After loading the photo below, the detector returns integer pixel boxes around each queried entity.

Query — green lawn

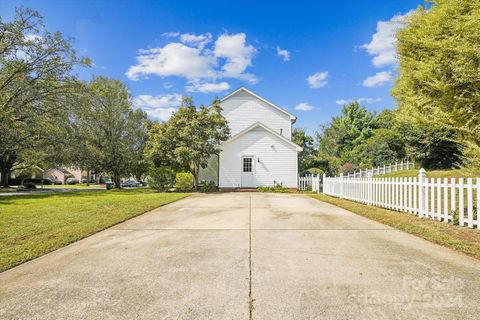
[42,184,105,189]
[378,168,480,178]
[309,193,480,260]
[0,189,189,272]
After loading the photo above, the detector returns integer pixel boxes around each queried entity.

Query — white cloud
[186,81,230,93]
[180,32,212,49]
[362,71,393,87]
[307,71,329,88]
[132,94,182,121]
[336,97,382,105]
[295,102,314,111]
[214,33,257,83]
[125,43,216,81]
[276,46,290,61]
[162,31,180,38]
[361,11,413,68]
[126,32,257,88]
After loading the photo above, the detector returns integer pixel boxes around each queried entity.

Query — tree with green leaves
[292,128,315,174]
[78,77,147,188]
[392,0,480,169]
[145,97,230,190]
[399,124,460,169]
[65,81,102,186]
[316,101,377,173]
[0,7,90,186]
[345,128,406,167]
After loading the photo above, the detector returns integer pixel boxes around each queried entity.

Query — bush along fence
[323,168,480,229]
[344,160,415,179]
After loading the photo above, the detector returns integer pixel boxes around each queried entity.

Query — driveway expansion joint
[248,194,254,320]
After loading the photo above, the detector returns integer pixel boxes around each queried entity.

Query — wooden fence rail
[323,168,480,229]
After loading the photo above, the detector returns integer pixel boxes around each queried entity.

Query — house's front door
[241,156,254,188]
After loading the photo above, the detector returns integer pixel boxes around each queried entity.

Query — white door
[241,156,254,187]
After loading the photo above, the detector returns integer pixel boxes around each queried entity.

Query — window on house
[243,158,252,172]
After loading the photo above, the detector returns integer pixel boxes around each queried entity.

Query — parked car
[121,180,140,188]
[44,178,62,185]
[65,177,79,185]
[41,178,54,185]
[81,178,96,184]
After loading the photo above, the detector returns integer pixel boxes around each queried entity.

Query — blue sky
[1,0,423,132]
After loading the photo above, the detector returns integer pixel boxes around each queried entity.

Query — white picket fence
[323,168,480,229]
[298,174,321,192]
[298,160,414,191]
[344,160,415,179]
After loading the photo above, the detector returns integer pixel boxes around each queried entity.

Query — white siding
[219,127,298,188]
[220,91,292,139]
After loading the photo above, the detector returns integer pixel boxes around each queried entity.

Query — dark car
[121,180,140,188]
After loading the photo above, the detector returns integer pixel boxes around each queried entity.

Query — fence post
[322,173,326,194]
[340,173,344,197]
[367,171,373,205]
[418,168,426,218]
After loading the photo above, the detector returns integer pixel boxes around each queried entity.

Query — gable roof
[220,121,303,152]
[218,87,297,123]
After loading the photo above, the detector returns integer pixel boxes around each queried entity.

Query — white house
[199,87,302,189]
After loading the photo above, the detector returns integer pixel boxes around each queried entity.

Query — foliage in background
[313,103,461,175]
[73,77,147,188]
[339,163,359,175]
[306,168,324,176]
[344,129,406,167]
[198,180,218,193]
[392,0,480,170]
[316,102,378,174]
[147,166,176,192]
[292,128,316,175]
[318,102,376,158]
[398,125,460,169]
[174,172,193,192]
[0,7,90,186]
[145,97,230,190]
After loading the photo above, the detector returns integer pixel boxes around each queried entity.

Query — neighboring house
[199,87,302,189]
[43,167,82,184]
[10,166,45,180]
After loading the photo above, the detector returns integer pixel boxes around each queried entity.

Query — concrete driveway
[1,193,480,320]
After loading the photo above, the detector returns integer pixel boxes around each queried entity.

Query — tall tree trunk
[0,156,15,187]
[192,164,199,191]
[0,167,8,187]
[113,174,121,188]
[86,168,90,186]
